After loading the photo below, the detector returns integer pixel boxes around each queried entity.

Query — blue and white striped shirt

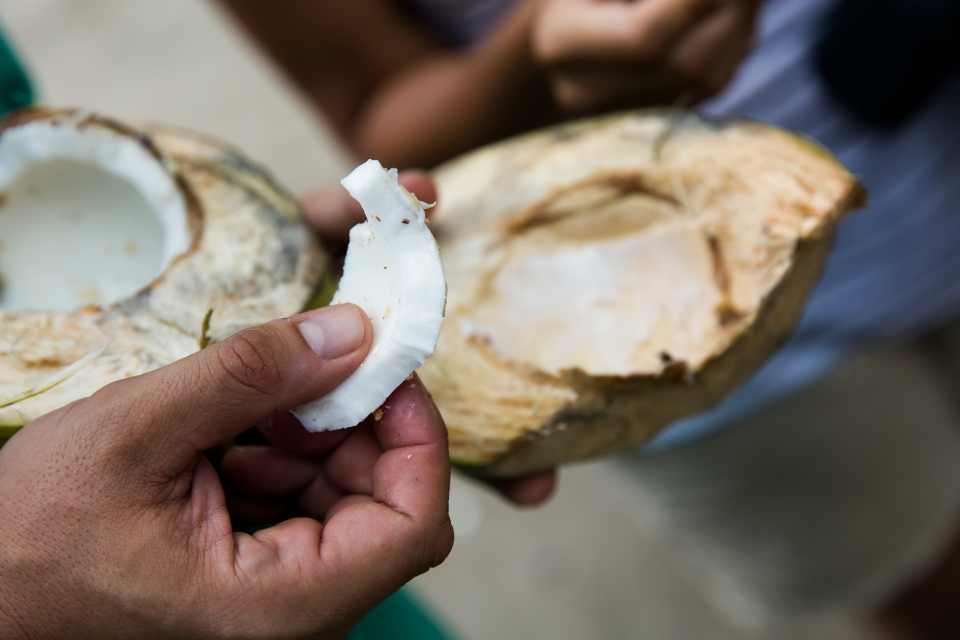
[649,0,960,450]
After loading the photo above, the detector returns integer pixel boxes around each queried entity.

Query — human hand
[299,172,558,507]
[0,305,454,639]
[533,0,763,113]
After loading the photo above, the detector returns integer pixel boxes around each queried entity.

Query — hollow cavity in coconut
[0,119,194,312]
[420,111,866,477]
[0,108,322,434]
[293,160,446,430]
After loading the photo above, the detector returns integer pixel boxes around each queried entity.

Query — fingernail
[298,304,365,359]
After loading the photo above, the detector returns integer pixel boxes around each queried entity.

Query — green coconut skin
[0,423,19,445]
[302,268,340,312]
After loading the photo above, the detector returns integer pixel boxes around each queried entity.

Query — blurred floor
[0,0,352,193]
[429,465,865,640]
[0,1,868,638]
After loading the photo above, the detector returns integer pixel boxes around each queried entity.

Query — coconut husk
[421,111,866,477]
[0,109,321,431]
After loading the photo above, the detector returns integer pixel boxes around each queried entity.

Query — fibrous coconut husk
[0,108,321,434]
[421,111,866,477]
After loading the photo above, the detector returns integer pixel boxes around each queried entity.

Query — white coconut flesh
[418,112,866,475]
[292,160,446,431]
[460,193,724,376]
[0,109,321,431]
[0,121,191,312]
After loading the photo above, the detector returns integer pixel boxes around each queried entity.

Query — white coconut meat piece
[292,160,446,431]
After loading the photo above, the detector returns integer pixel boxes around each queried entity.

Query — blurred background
[2,0,955,638]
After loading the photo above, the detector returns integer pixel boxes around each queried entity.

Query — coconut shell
[420,111,866,477]
[0,109,322,430]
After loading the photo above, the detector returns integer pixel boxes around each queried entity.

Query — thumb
[86,303,372,466]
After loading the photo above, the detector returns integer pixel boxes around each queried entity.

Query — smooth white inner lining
[0,122,190,312]
[466,221,723,376]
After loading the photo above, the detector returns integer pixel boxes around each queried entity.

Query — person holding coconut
[0,0,956,638]
[0,139,552,635]
[220,0,960,638]
[0,305,450,638]
[217,0,761,170]
[0,21,548,640]
[0,173,443,638]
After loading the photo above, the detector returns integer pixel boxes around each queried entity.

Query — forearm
[217,0,556,169]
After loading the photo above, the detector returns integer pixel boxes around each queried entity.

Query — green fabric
[0,19,32,451]
[0,22,32,116]
[347,589,455,640]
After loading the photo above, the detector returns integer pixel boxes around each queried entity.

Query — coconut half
[0,108,322,434]
[292,160,446,431]
[0,108,865,478]
[420,111,866,477]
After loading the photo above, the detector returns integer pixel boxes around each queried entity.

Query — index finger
[370,373,450,520]
[322,374,450,531]
[316,374,452,583]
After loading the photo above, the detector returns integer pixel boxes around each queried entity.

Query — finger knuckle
[84,381,148,451]
[407,516,455,574]
[214,328,285,396]
[431,519,455,568]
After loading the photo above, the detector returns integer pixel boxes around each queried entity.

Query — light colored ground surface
[0,0,352,193]
[0,2,866,638]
